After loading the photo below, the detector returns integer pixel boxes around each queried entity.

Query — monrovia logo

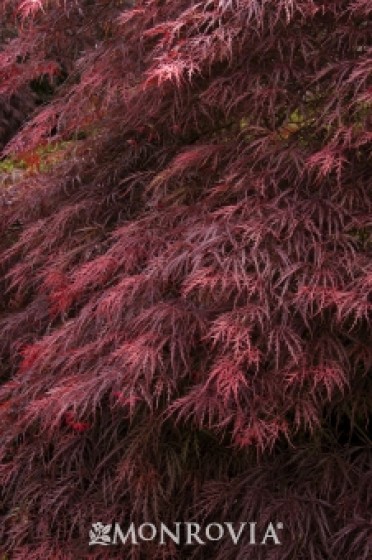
[89,521,284,546]
[89,522,112,546]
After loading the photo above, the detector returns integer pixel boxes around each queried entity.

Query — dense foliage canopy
[0,1,371,558]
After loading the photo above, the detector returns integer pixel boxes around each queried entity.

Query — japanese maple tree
[0,0,371,558]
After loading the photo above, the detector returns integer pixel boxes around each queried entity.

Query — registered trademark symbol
[276,522,283,529]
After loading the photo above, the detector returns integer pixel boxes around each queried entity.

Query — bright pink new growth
[0,0,371,558]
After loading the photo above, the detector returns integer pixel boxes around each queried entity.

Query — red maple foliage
[0,1,371,559]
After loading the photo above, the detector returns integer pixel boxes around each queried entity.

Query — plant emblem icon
[89,522,112,546]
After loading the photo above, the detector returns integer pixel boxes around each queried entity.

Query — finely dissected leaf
[0,0,371,559]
